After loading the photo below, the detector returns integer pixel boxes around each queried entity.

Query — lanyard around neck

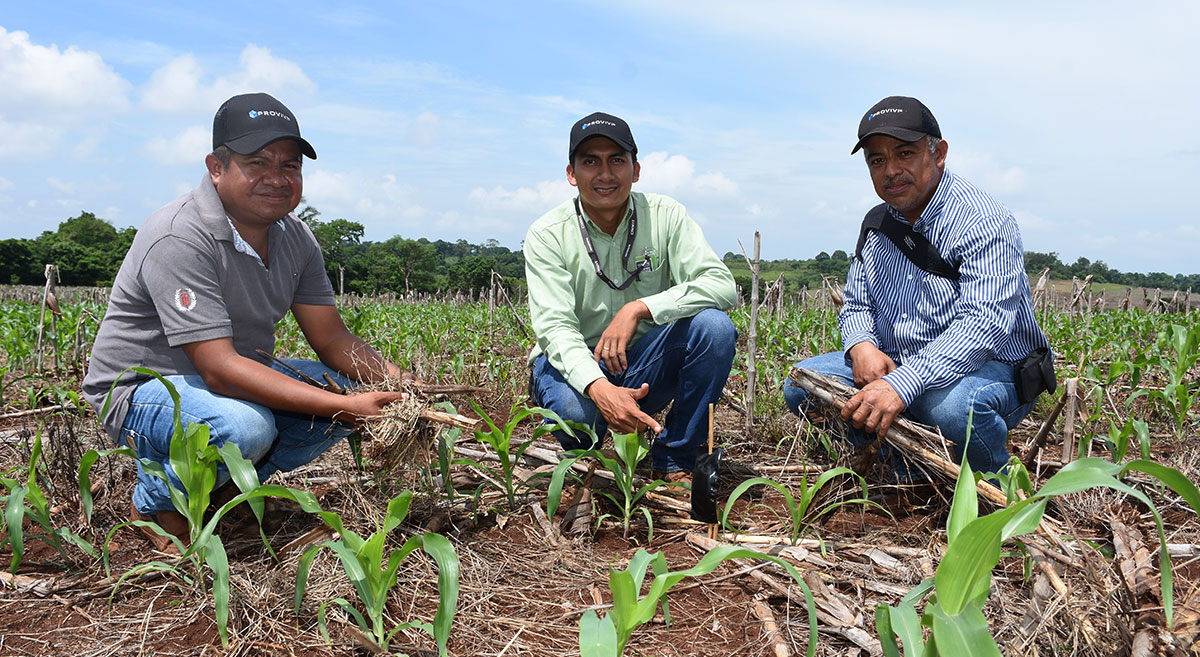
[574,196,649,291]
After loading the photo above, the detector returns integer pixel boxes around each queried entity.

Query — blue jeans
[783,351,1033,477]
[530,309,736,473]
[122,359,357,515]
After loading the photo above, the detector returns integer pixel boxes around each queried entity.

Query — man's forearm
[319,334,400,383]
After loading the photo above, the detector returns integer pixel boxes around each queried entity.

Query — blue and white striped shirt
[839,169,1050,406]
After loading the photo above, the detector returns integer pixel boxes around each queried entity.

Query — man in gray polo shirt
[83,92,410,551]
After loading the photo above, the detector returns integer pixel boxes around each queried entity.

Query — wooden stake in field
[707,402,717,541]
[35,264,61,374]
[1060,377,1079,464]
[739,232,761,433]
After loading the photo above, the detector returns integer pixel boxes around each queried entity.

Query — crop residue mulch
[1,390,1199,657]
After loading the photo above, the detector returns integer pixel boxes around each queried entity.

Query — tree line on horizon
[2,209,1197,298]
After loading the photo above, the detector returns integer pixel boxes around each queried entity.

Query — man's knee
[782,352,848,415]
[209,403,276,463]
[689,309,737,354]
[783,382,808,415]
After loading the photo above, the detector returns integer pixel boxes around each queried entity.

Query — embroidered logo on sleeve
[174,288,198,312]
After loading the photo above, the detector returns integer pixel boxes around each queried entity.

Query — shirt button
[901,313,908,319]
[907,274,914,280]
[903,349,910,356]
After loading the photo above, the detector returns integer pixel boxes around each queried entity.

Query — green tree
[1024,250,1065,278]
[29,212,133,286]
[0,239,36,284]
[447,255,496,293]
[390,237,438,294]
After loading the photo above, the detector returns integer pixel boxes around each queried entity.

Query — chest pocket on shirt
[629,249,670,297]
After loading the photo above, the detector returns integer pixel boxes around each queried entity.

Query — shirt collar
[912,168,953,229]
[577,195,635,234]
[226,216,285,269]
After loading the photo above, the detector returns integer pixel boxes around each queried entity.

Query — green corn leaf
[545,452,584,519]
[382,490,413,535]
[77,447,122,522]
[947,444,977,544]
[929,602,1002,657]
[875,606,902,657]
[876,600,926,657]
[418,532,460,656]
[1124,460,1200,513]
[216,442,263,517]
[5,485,27,573]
[935,503,1031,615]
[579,610,619,657]
[202,535,232,646]
[294,543,323,613]
[607,569,641,650]
[1001,498,1048,543]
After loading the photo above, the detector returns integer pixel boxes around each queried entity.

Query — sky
[1,1,1198,276]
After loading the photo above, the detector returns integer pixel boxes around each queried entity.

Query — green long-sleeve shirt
[524,191,736,395]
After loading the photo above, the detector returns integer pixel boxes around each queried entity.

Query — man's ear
[205,153,224,186]
[566,163,578,187]
[934,139,948,169]
[632,161,640,184]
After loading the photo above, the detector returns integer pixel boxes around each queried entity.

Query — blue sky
[2,1,1197,276]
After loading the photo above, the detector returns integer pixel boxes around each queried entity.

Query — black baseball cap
[568,112,637,161]
[212,92,317,159]
[851,96,941,154]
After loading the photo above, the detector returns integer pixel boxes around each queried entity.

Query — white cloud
[303,169,429,237]
[410,111,440,146]
[145,125,210,166]
[466,179,573,213]
[0,26,131,118]
[0,28,130,160]
[0,116,61,158]
[47,177,74,194]
[0,176,12,191]
[1012,210,1054,232]
[140,44,316,114]
[950,150,1028,197]
[1174,224,1199,240]
[636,151,739,197]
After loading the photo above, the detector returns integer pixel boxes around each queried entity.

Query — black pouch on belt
[691,448,723,524]
[1014,347,1056,404]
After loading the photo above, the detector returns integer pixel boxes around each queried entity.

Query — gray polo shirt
[82,174,335,440]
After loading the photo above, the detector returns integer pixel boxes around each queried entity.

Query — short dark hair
[212,144,233,167]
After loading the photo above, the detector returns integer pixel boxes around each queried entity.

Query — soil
[1,358,1198,657]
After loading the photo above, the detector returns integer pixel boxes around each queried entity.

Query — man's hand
[335,390,409,426]
[585,379,662,435]
[593,301,651,375]
[848,342,897,387]
[841,378,906,438]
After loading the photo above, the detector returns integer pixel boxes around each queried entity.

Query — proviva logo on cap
[867,108,904,121]
[581,120,617,130]
[247,109,292,121]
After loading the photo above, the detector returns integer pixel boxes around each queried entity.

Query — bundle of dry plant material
[361,379,431,470]
[354,378,485,472]
[788,367,977,491]
[257,349,486,473]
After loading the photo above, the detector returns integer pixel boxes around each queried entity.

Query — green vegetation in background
[6,207,1199,294]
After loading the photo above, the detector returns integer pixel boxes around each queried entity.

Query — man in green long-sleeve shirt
[524,112,737,480]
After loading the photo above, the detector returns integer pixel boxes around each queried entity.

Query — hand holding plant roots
[348,376,485,471]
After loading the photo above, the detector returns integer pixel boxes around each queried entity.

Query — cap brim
[570,133,637,159]
[224,132,317,160]
[850,127,928,154]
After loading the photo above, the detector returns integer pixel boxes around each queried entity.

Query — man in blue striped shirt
[784,96,1051,478]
